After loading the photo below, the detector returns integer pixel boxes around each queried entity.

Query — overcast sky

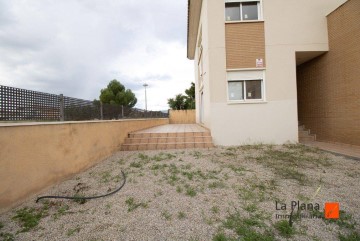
[0,0,193,110]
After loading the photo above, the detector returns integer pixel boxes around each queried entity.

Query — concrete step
[299,135,316,142]
[124,136,213,144]
[129,132,211,138]
[121,142,214,151]
[298,130,310,137]
[298,125,316,142]
[122,130,214,151]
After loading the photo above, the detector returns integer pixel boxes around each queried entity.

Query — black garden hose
[36,170,126,203]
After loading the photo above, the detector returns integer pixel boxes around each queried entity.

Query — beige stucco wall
[0,118,168,212]
[169,110,196,124]
[192,0,347,146]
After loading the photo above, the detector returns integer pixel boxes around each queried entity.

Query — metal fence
[0,85,168,121]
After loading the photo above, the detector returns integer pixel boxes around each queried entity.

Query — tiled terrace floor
[302,140,360,160]
[134,124,209,134]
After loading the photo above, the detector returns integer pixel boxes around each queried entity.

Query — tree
[167,82,196,110]
[99,79,137,107]
[167,94,188,110]
[184,82,195,109]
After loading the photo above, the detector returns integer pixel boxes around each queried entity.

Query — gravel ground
[0,144,359,241]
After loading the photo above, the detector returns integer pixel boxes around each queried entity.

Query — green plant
[222,211,274,241]
[185,186,197,197]
[0,232,15,241]
[125,197,147,212]
[12,207,46,232]
[67,226,81,236]
[161,210,172,220]
[138,153,150,161]
[211,206,220,214]
[325,211,356,230]
[0,222,3,230]
[274,220,295,238]
[339,232,360,241]
[130,161,143,168]
[53,204,70,220]
[100,171,112,183]
[244,204,257,213]
[208,181,226,189]
[177,212,186,219]
[213,233,233,241]
[176,186,183,193]
[73,194,86,204]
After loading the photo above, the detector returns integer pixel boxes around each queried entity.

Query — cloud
[0,0,193,110]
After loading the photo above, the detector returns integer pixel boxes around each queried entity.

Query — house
[187,0,359,146]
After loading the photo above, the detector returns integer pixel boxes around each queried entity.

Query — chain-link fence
[0,85,168,121]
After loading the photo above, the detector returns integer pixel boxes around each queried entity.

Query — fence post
[121,105,124,118]
[59,94,64,121]
[100,102,103,120]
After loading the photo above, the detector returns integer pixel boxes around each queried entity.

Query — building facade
[187,0,357,146]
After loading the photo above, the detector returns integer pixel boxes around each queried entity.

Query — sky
[0,0,194,111]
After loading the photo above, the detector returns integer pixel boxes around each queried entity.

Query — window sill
[227,100,267,105]
[225,20,264,24]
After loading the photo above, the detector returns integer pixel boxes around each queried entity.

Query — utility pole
[143,83,148,112]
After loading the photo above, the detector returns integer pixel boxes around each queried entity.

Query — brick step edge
[129,132,211,138]
[121,142,214,151]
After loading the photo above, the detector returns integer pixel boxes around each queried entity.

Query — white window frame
[226,70,266,104]
[225,0,263,22]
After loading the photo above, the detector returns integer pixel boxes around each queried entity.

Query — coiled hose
[36,170,126,203]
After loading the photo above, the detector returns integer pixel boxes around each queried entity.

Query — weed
[53,204,69,220]
[339,232,360,241]
[209,206,219,214]
[185,186,197,197]
[161,210,172,220]
[208,181,226,189]
[154,190,163,197]
[138,153,150,161]
[296,193,310,202]
[100,171,112,183]
[151,163,168,170]
[117,159,125,165]
[325,210,357,230]
[130,161,143,168]
[212,233,234,241]
[67,226,81,236]
[182,171,194,180]
[125,197,147,212]
[152,152,176,162]
[73,194,86,204]
[12,207,47,232]
[177,211,186,219]
[222,210,274,241]
[0,222,3,230]
[227,165,246,174]
[274,220,295,238]
[191,151,203,159]
[0,232,15,241]
[176,186,183,193]
[244,204,257,213]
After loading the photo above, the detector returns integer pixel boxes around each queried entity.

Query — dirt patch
[0,145,359,240]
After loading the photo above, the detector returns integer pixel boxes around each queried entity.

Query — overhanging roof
[187,0,202,60]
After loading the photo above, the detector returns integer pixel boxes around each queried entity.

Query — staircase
[121,129,214,151]
[298,125,316,142]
